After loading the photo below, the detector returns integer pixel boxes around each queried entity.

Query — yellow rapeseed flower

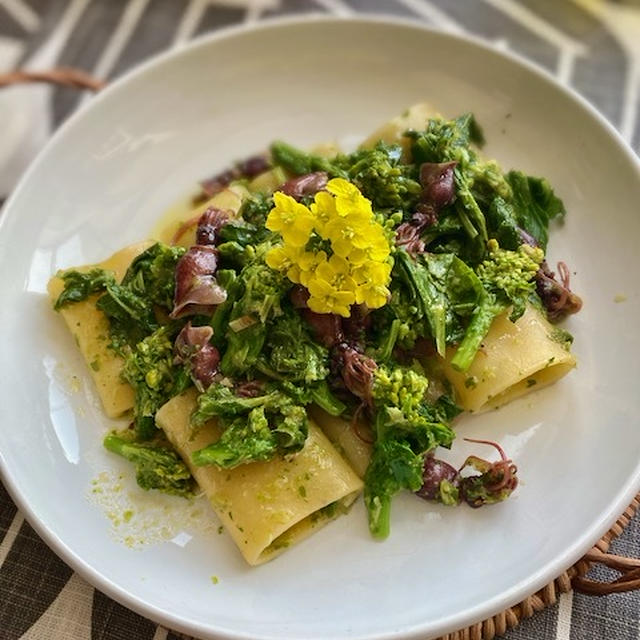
[326,178,373,220]
[356,283,390,309]
[309,191,337,239]
[307,276,355,318]
[298,250,327,287]
[266,192,315,247]
[353,261,392,287]
[325,217,372,258]
[316,254,357,292]
[265,244,304,284]
[265,178,392,316]
[365,229,392,261]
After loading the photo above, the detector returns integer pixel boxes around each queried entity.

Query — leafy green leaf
[121,326,191,439]
[54,268,116,310]
[506,171,566,250]
[191,383,309,468]
[262,310,329,384]
[192,407,278,468]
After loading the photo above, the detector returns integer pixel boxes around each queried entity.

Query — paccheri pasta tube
[441,305,576,413]
[50,104,582,559]
[308,406,372,479]
[47,242,151,418]
[157,390,363,565]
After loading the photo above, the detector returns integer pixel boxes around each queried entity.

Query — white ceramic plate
[1,16,640,640]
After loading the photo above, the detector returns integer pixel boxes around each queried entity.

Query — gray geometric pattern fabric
[1,1,639,639]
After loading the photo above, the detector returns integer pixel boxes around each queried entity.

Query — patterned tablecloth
[1,1,639,639]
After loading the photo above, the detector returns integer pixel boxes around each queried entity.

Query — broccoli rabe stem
[103,433,194,496]
[450,297,502,372]
[365,494,391,540]
[456,183,488,243]
[103,433,133,457]
[377,318,401,362]
[136,415,156,441]
[270,141,341,177]
[310,382,346,416]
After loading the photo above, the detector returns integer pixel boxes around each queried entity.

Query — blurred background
[1,0,640,200]
[1,2,640,640]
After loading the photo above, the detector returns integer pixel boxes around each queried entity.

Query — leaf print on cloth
[0,482,17,542]
[91,589,157,640]
[21,573,93,640]
[0,520,72,639]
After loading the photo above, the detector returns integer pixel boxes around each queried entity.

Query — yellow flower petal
[307,276,334,299]
[281,224,314,248]
[266,244,304,272]
[345,247,369,266]
[265,246,288,271]
[310,191,338,238]
[356,284,390,309]
[267,192,316,247]
[265,179,392,317]
[326,178,360,200]
[326,178,373,221]
[286,265,302,284]
[306,273,356,317]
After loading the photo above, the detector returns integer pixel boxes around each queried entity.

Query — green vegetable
[391,250,483,354]
[97,243,185,351]
[54,268,116,309]
[271,140,423,215]
[219,257,290,377]
[407,115,514,262]
[218,220,269,247]
[95,282,158,352]
[477,241,544,320]
[364,365,456,538]
[337,142,421,214]
[270,141,342,177]
[191,383,278,421]
[409,115,500,245]
[55,244,185,354]
[485,196,521,251]
[450,240,544,372]
[309,381,346,416]
[375,318,402,363]
[262,310,329,384]
[122,326,191,439]
[191,382,309,468]
[103,432,195,496]
[192,407,278,468]
[239,192,273,228]
[371,365,429,411]
[506,171,565,250]
[217,241,249,269]
[120,242,185,309]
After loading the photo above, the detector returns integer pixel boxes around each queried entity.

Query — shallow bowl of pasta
[1,15,640,640]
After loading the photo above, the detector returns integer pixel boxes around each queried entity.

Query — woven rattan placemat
[436,493,640,640]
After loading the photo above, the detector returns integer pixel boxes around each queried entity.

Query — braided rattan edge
[0,68,104,91]
[435,493,640,640]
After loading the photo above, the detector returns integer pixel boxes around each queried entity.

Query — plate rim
[1,13,640,640]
